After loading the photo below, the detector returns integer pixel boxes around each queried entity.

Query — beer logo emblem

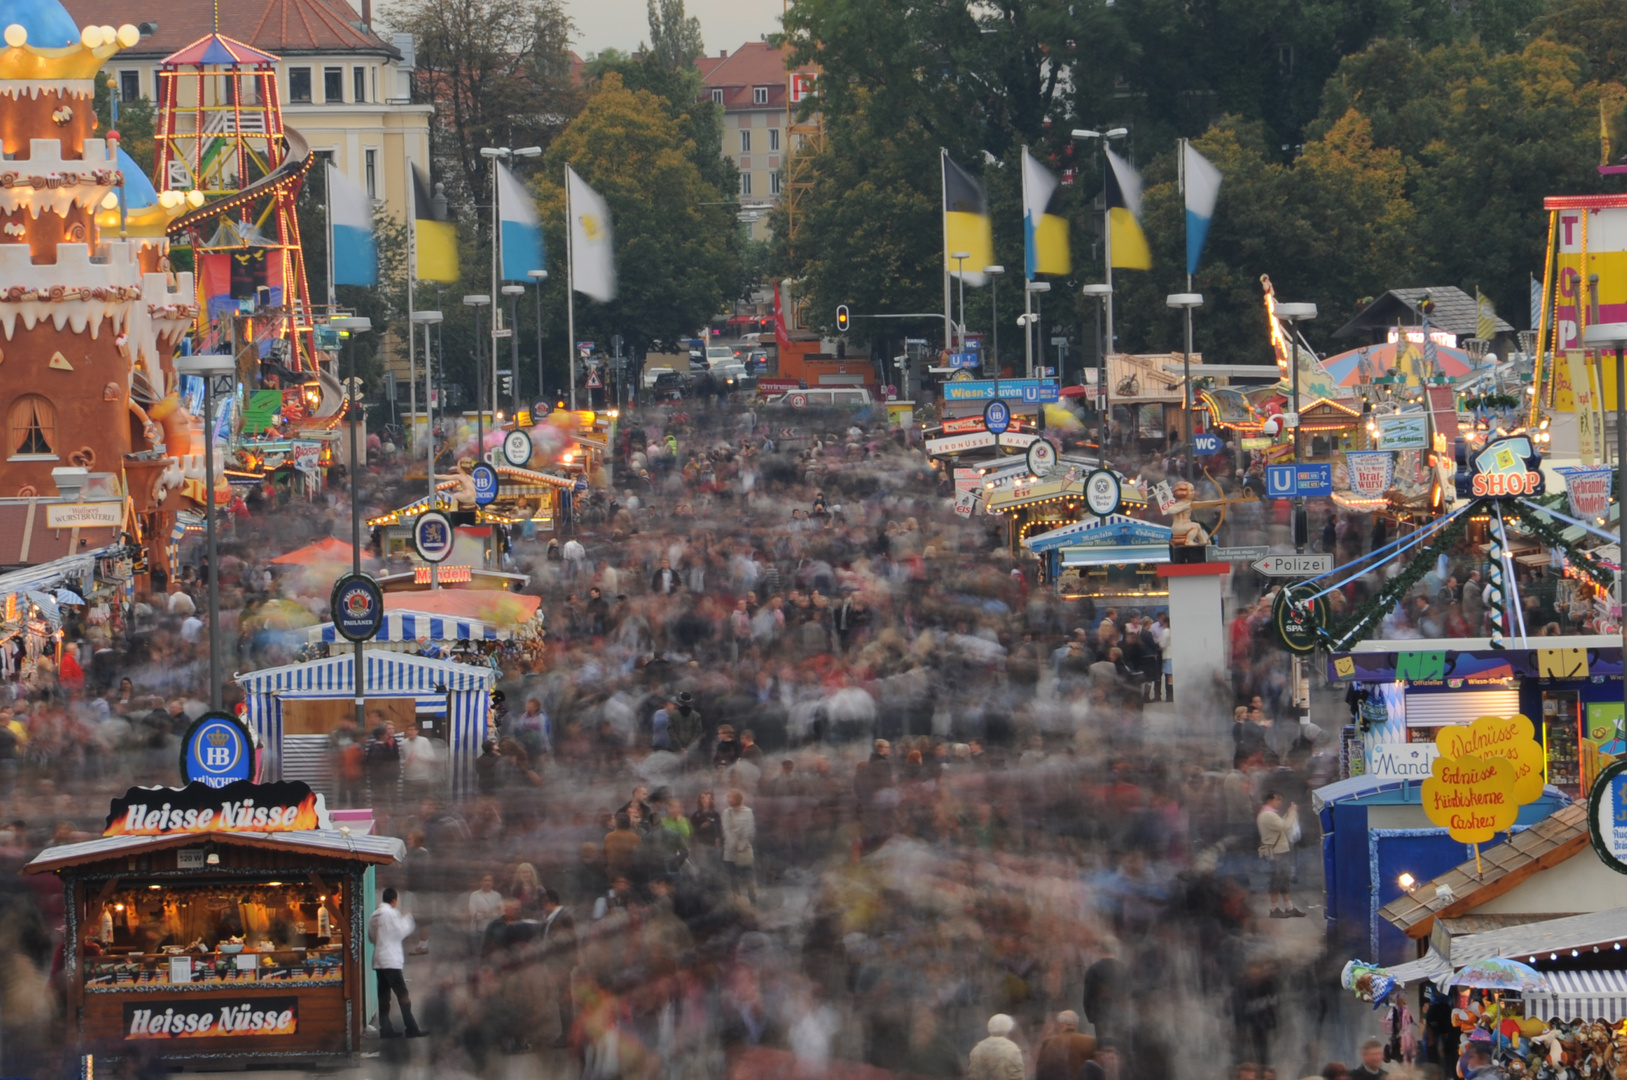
[191,721,242,776]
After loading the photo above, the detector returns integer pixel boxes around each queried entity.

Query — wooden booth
[25,780,403,1067]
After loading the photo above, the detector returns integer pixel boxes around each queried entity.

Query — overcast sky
[565,0,783,57]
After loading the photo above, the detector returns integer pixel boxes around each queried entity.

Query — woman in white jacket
[721,789,757,903]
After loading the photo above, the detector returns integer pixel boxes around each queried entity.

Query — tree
[386,0,581,209]
[646,0,704,72]
[533,73,741,350]
[92,80,156,178]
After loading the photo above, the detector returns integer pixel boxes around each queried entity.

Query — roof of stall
[24,828,405,874]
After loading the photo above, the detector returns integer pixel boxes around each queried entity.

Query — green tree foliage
[533,73,741,351]
[92,80,156,177]
[646,0,705,71]
[386,0,581,208]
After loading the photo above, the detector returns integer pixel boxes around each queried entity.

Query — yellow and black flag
[942,150,994,286]
[1105,147,1152,270]
[412,163,460,283]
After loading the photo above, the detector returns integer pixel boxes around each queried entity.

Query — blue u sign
[181,712,254,788]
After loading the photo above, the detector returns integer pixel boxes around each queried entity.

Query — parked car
[642,365,679,389]
[650,370,686,400]
[706,344,736,369]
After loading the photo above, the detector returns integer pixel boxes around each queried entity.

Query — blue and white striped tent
[236,653,495,798]
[307,610,507,647]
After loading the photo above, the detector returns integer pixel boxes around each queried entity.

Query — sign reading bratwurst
[124,997,298,1040]
[103,780,330,838]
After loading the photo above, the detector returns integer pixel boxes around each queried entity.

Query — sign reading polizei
[330,572,384,642]
[179,712,254,788]
[124,997,298,1040]
[103,780,331,837]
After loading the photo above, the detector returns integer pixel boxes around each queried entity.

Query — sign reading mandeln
[1559,466,1614,520]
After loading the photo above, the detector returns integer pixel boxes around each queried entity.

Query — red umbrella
[1059,385,1091,399]
[270,537,364,566]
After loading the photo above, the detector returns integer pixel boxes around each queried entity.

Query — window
[365,149,377,199]
[753,86,768,105]
[768,128,780,151]
[770,172,782,195]
[740,172,752,196]
[8,395,55,458]
[154,69,163,100]
[739,130,751,153]
[118,70,139,102]
[353,66,366,103]
[288,67,312,103]
[710,88,723,105]
[324,66,343,103]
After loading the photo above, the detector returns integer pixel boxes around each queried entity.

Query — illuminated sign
[414,565,472,584]
[103,780,330,837]
[125,998,297,1040]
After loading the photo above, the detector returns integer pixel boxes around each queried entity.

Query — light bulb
[4,24,26,47]
[100,192,118,210]
[186,189,205,208]
[116,24,139,47]
[80,25,103,48]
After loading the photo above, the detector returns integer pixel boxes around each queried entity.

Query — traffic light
[836,305,850,333]
[498,373,513,395]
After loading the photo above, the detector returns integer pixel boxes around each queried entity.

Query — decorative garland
[1319,506,1474,650]
[1488,510,1508,647]
[0,284,142,303]
[1506,500,1617,593]
[0,169,121,190]
[1461,392,1520,412]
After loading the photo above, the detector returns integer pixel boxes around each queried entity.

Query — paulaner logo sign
[103,780,329,837]
[124,998,298,1040]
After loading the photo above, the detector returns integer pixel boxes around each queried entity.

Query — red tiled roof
[60,0,398,60]
[697,41,809,110]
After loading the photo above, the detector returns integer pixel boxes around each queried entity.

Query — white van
[768,387,875,408]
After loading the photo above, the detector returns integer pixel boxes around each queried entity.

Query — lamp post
[985,265,1004,381]
[478,145,542,419]
[1024,281,1050,379]
[1070,127,1129,366]
[1166,293,1204,483]
[410,309,443,587]
[529,269,549,404]
[951,251,970,351]
[1016,312,1038,401]
[463,294,492,570]
[501,284,526,421]
[330,315,372,731]
[173,354,234,709]
[1083,283,1112,459]
[1583,322,1627,731]
[1275,302,1318,553]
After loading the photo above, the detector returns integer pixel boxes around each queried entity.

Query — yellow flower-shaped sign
[1435,714,1547,806]
[1422,754,1519,843]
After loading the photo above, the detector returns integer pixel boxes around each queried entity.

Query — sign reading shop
[124,997,298,1040]
[103,780,331,838]
[1454,434,1545,500]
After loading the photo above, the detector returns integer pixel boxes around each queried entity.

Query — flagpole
[1102,152,1113,451]
[325,164,336,312]
[566,166,577,412]
[491,162,501,422]
[406,157,418,460]
[941,149,953,353]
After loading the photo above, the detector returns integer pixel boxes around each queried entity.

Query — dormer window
[753,86,768,105]
[711,89,723,105]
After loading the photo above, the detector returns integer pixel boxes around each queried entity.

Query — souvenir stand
[236,651,495,797]
[25,780,403,1067]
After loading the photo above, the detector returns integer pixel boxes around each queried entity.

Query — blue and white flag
[1183,141,1222,278]
[327,163,376,287]
[567,165,617,302]
[497,160,544,281]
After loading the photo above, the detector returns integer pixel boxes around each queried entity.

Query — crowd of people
[0,395,1406,1079]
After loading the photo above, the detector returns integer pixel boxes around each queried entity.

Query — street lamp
[1024,280,1050,379]
[463,294,492,457]
[410,310,443,588]
[501,284,526,421]
[985,265,1005,381]
[479,146,542,418]
[528,269,548,406]
[1070,127,1129,368]
[1166,292,1203,483]
[1275,301,1318,552]
[1583,322,1627,726]
[329,314,371,732]
[951,251,970,352]
[173,353,234,709]
[1083,283,1112,457]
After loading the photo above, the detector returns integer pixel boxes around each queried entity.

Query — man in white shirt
[179,613,204,646]
[399,723,442,806]
[166,584,196,616]
[465,874,504,954]
[368,887,425,1037]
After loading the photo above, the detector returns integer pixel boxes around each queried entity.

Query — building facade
[696,42,817,242]
[62,0,431,229]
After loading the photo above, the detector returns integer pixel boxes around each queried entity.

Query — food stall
[25,780,403,1067]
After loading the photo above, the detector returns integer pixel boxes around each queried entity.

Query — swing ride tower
[155,27,317,373]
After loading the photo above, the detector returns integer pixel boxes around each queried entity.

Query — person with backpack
[368,887,425,1038]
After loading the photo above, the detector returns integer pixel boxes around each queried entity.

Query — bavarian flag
[1105,147,1152,270]
[411,163,460,283]
[1021,146,1070,277]
[942,150,993,287]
